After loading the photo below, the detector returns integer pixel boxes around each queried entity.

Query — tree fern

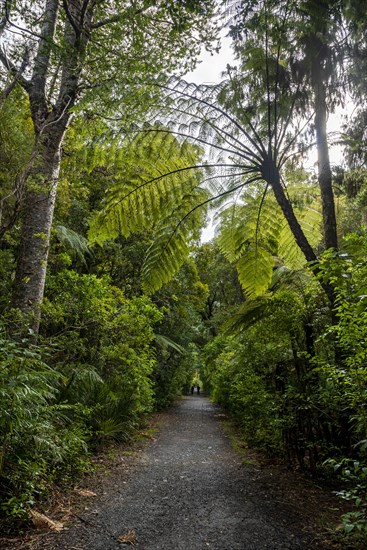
[217,183,322,297]
[89,130,212,292]
[55,225,91,262]
[87,35,327,297]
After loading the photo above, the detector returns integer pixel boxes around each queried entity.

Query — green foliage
[151,258,209,407]
[0,263,167,525]
[325,454,367,534]
[55,225,91,264]
[43,269,162,415]
[0,91,34,236]
[217,184,322,297]
[0,336,89,522]
[202,334,283,453]
[88,131,209,293]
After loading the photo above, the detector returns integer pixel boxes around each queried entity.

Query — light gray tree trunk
[8,0,93,334]
[11,127,66,333]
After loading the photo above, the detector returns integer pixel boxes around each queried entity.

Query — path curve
[46,396,317,549]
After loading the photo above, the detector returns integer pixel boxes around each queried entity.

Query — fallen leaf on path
[73,488,97,497]
[30,510,64,531]
[118,529,137,545]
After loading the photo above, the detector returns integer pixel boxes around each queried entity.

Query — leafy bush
[203,335,283,454]
[325,449,367,534]
[0,270,165,526]
[0,336,89,522]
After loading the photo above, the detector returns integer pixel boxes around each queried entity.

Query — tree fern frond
[269,265,313,293]
[55,225,91,262]
[142,227,190,293]
[236,245,275,297]
[278,202,322,268]
[154,334,185,354]
[217,205,248,262]
[141,188,209,293]
[223,294,272,335]
[88,131,206,246]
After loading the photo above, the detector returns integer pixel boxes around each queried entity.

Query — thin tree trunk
[261,157,317,263]
[262,156,338,306]
[314,77,338,251]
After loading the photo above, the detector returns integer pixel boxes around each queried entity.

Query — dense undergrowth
[0,270,203,530]
[0,220,207,533]
[201,233,367,538]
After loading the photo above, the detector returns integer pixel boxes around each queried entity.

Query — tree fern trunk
[261,157,317,263]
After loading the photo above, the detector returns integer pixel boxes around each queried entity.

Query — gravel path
[45,396,319,549]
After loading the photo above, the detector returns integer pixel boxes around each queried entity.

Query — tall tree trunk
[11,125,67,333]
[313,73,338,251]
[9,0,94,334]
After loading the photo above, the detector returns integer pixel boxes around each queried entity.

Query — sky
[187,35,233,85]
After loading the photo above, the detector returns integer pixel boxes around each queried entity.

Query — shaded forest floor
[0,397,359,549]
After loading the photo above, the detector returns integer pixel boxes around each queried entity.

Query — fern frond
[55,225,91,261]
[88,131,206,246]
[217,188,282,296]
[154,334,185,354]
[224,294,272,335]
[236,245,275,297]
[141,188,209,293]
[270,266,313,293]
[278,202,322,268]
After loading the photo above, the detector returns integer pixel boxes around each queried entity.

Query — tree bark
[9,1,94,334]
[313,75,338,251]
[11,126,67,333]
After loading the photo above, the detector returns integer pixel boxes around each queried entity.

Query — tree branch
[0,47,31,92]
[0,47,30,101]
[90,6,145,30]
[90,13,122,30]
[62,0,80,36]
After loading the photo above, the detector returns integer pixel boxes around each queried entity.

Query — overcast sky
[186,35,233,85]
